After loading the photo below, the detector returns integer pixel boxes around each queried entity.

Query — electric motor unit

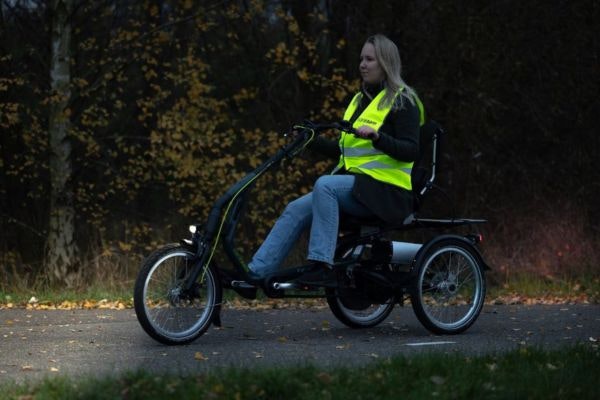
[373,240,422,265]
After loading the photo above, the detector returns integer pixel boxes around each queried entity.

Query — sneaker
[244,269,266,285]
[295,262,337,287]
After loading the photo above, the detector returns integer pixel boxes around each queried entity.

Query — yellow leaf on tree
[118,241,132,251]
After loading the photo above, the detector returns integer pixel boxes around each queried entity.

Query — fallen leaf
[317,372,332,384]
[241,333,257,340]
[194,352,208,361]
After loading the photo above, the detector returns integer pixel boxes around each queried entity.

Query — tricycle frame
[134,121,490,345]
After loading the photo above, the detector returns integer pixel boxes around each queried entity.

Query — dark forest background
[1,0,598,289]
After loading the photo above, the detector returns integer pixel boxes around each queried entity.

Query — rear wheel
[133,244,220,345]
[326,288,395,328]
[411,238,486,334]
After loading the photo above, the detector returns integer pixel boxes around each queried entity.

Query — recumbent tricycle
[133,120,489,345]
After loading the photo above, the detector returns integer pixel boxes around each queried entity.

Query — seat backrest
[411,120,444,211]
[341,120,445,230]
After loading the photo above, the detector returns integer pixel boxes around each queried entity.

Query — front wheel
[133,244,221,345]
[411,237,486,334]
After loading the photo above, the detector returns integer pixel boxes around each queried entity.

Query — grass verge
[1,346,598,400]
[486,272,599,305]
[1,272,598,310]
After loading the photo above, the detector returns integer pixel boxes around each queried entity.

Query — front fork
[179,230,209,289]
[180,233,223,327]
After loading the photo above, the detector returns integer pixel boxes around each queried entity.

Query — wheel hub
[433,272,458,296]
[167,286,183,305]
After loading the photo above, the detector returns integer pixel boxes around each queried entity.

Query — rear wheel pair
[327,237,486,334]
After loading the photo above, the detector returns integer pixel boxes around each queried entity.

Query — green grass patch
[1,346,598,399]
[487,272,600,303]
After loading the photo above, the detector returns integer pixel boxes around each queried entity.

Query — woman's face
[359,42,385,85]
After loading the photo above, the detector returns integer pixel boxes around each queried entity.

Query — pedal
[271,282,297,290]
[230,280,258,300]
[231,280,257,289]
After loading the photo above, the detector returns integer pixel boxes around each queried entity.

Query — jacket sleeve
[372,100,420,162]
[308,136,341,159]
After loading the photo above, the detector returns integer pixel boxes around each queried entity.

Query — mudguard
[410,234,491,277]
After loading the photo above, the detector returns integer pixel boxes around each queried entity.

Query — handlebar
[295,120,357,135]
[295,120,380,140]
[281,119,377,161]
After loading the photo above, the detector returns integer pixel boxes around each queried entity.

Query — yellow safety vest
[335,89,424,191]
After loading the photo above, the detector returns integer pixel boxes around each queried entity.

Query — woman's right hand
[355,125,380,141]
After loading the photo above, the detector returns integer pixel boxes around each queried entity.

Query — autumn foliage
[0,0,598,288]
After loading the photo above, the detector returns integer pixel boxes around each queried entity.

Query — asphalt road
[1,304,598,383]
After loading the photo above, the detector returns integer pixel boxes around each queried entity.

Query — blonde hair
[363,34,417,110]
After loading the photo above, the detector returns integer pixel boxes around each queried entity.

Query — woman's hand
[355,125,380,141]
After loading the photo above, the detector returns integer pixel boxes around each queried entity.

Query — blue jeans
[248,175,373,275]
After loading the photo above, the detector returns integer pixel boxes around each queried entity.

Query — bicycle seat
[338,213,410,236]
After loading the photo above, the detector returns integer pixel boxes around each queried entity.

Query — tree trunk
[47,0,77,285]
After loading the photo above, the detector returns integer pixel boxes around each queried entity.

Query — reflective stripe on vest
[335,89,424,191]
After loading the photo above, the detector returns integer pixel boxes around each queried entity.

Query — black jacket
[312,87,421,224]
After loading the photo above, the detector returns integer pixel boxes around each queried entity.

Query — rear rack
[403,213,487,228]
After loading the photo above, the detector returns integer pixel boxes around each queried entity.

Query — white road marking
[405,341,456,347]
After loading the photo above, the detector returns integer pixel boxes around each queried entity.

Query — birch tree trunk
[47,0,77,285]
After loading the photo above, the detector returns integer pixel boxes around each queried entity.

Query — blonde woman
[248,34,423,285]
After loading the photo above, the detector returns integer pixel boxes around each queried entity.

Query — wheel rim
[336,297,393,325]
[418,246,483,330]
[142,251,215,340]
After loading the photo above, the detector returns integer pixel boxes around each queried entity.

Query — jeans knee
[313,175,333,195]
[283,197,310,221]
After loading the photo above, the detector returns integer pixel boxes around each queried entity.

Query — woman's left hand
[355,125,380,141]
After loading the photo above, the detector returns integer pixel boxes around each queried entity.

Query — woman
[247,34,423,284]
